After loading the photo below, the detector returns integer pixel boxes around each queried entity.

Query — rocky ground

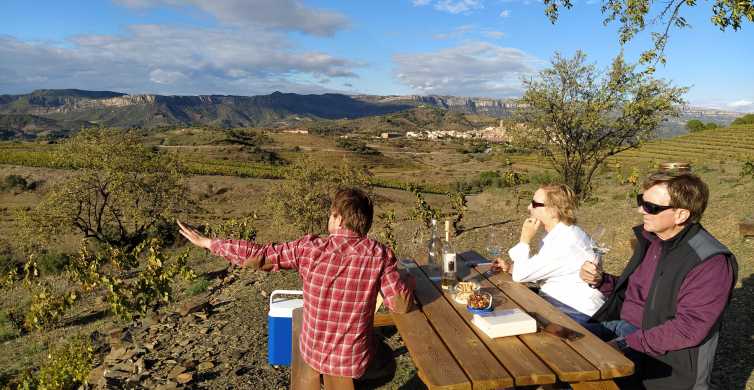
[83,261,422,390]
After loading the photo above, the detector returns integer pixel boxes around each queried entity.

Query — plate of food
[452,281,480,305]
[466,291,494,313]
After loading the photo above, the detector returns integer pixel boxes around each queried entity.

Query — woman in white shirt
[495,184,604,324]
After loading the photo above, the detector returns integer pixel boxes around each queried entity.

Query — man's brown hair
[540,184,579,225]
[331,187,373,236]
[642,172,709,224]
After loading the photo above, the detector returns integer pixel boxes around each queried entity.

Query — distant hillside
[0,113,95,140]
[0,90,415,136]
[0,89,745,139]
[356,95,520,117]
[659,106,742,138]
[297,105,498,135]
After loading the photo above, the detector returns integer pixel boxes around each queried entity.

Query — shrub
[479,171,503,188]
[453,170,529,193]
[0,175,41,193]
[335,138,380,155]
[37,252,71,276]
[686,119,704,132]
[15,337,94,389]
[732,114,754,126]
[0,310,20,342]
[376,210,398,252]
[0,240,17,277]
[53,239,194,324]
[264,159,372,236]
[203,217,257,241]
[528,171,559,186]
[458,141,489,154]
[186,276,211,296]
[24,283,79,330]
[741,160,754,180]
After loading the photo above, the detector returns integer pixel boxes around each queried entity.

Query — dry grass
[1,130,753,388]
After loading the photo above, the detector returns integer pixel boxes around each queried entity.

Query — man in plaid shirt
[178,188,415,388]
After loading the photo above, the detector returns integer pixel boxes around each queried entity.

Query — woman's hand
[520,217,542,244]
[177,220,212,250]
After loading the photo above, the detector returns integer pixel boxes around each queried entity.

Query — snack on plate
[452,281,479,304]
[468,292,492,309]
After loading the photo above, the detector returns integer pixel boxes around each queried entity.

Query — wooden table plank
[408,265,514,389]
[392,307,471,390]
[462,251,634,380]
[570,379,620,390]
[373,313,394,327]
[517,331,600,382]
[437,269,556,386]
[486,271,634,379]
[459,252,602,382]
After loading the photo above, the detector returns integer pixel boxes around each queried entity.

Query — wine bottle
[427,218,442,271]
[441,220,457,290]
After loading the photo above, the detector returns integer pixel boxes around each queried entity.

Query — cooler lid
[268,290,304,318]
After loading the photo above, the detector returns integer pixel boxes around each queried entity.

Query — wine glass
[589,224,609,265]
[486,229,502,260]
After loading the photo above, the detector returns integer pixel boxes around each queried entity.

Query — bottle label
[443,253,456,273]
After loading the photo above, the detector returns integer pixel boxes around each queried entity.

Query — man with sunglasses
[580,172,737,390]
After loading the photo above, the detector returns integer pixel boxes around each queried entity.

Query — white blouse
[507,222,605,316]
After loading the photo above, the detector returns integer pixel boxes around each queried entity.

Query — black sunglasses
[531,200,545,208]
[636,194,673,215]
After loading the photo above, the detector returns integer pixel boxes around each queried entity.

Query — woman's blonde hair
[540,184,578,225]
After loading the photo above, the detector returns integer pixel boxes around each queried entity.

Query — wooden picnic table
[391,251,634,389]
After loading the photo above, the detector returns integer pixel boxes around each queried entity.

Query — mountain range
[0,89,743,139]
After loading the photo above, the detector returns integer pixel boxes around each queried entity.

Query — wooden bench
[289,302,396,389]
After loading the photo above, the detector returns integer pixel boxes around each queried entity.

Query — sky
[0,0,752,112]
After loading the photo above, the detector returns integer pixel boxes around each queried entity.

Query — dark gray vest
[591,223,738,390]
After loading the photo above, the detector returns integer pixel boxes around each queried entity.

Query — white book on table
[471,308,537,338]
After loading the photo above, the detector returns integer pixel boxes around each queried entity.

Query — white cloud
[433,25,505,40]
[0,24,359,95]
[483,30,505,38]
[433,25,476,40]
[393,42,540,97]
[727,100,754,113]
[729,100,753,109]
[149,69,187,84]
[499,9,511,17]
[113,0,349,36]
[436,0,484,13]
[413,0,485,14]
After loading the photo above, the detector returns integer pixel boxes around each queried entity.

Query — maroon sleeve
[625,255,734,356]
[598,273,618,297]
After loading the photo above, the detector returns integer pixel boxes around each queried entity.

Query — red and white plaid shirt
[209,228,412,378]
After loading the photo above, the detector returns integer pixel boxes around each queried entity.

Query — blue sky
[0,0,752,111]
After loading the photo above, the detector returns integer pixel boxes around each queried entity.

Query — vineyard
[0,142,448,194]
[509,124,754,171]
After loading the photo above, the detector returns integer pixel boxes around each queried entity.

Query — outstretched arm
[177,220,269,269]
[178,220,212,250]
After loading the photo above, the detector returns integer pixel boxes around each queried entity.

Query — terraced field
[509,124,754,172]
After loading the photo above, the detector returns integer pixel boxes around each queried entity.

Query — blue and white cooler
[267,290,304,366]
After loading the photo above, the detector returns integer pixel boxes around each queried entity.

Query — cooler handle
[269,289,303,306]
